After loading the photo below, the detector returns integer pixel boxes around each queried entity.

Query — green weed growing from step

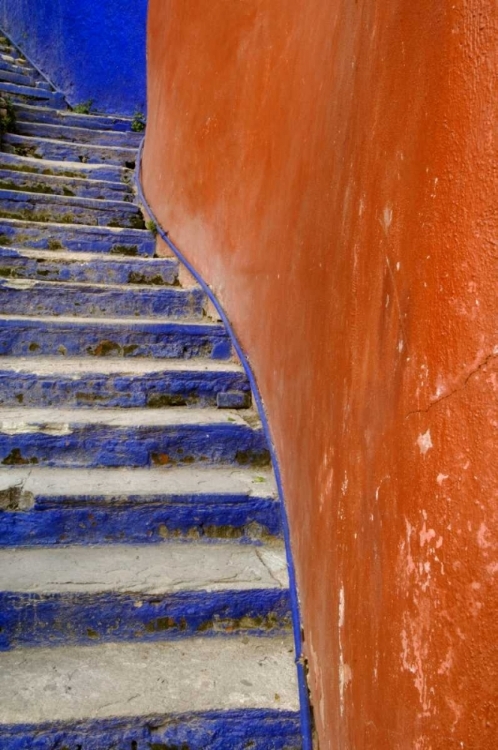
[146,219,158,236]
[0,96,16,134]
[72,100,93,115]
[131,111,146,132]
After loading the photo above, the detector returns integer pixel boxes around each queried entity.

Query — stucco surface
[0,0,147,115]
[142,1,498,747]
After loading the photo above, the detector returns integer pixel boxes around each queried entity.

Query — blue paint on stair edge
[0,588,291,649]
[1,709,302,750]
[136,139,314,750]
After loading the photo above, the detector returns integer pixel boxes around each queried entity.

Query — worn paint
[0,588,291,649]
[0,0,147,115]
[1,709,302,750]
[0,317,232,360]
[0,369,249,410]
[0,219,156,256]
[0,420,270,469]
[143,1,498,747]
[0,279,205,319]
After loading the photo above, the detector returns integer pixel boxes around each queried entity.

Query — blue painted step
[3,133,137,167]
[12,102,136,133]
[0,315,232,359]
[0,543,290,648]
[0,189,145,228]
[15,120,143,148]
[0,247,178,285]
[0,407,270,468]
[0,58,37,76]
[0,466,279,545]
[0,151,130,183]
[0,168,133,200]
[0,278,205,318]
[0,639,301,750]
[0,711,302,750]
[0,218,155,255]
[0,358,249,408]
[0,81,65,107]
[0,69,50,89]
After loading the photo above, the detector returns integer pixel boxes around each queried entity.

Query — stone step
[0,406,269,468]
[0,246,178,285]
[0,68,50,89]
[0,542,290,648]
[0,218,155,256]
[0,278,205,319]
[12,102,136,132]
[3,133,137,168]
[0,167,133,200]
[0,465,279,545]
[0,314,232,359]
[0,188,145,228]
[0,150,130,182]
[0,81,65,107]
[15,119,143,148]
[0,58,38,78]
[0,638,300,750]
[0,356,249,408]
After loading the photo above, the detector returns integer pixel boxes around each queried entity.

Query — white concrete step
[0,636,299,723]
[0,464,275,498]
[0,466,281,546]
[0,542,288,594]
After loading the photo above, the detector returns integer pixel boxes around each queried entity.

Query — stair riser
[0,424,270,468]
[16,120,143,148]
[0,252,177,286]
[0,283,204,319]
[0,169,132,200]
[13,103,136,132]
[0,589,290,650]
[0,370,248,408]
[1,711,302,750]
[0,152,128,182]
[0,220,155,256]
[0,320,232,359]
[3,134,136,168]
[0,69,39,87]
[0,59,36,76]
[0,497,281,546]
[0,82,64,106]
[0,192,144,229]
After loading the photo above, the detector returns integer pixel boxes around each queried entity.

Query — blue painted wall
[0,0,147,116]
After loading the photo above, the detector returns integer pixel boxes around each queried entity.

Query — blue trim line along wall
[135,141,314,750]
[0,0,147,116]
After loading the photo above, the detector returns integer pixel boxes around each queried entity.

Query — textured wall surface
[142,1,498,747]
[0,0,147,115]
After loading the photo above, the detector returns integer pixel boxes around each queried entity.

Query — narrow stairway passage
[0,33,303,750]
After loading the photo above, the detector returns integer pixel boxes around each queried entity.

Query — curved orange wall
[142,2,498,747]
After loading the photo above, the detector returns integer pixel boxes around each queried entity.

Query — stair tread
[0,405,255,427]
[0,636,298,724]
[0,246,171,264]
[0,356,242,375]
[0,217,147,234]
[0,151,129,178]
[13,101,135,127]
[0,187,141,211]
[4,132,136,154]
[0,167,131,190]
[0,542,287,594]
[0,312,223,327]
[0,277,198,293]
[0,465,276,497]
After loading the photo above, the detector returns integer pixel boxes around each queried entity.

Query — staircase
[0,35,302,750]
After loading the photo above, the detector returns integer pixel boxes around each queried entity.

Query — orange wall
[142,2,498,747]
